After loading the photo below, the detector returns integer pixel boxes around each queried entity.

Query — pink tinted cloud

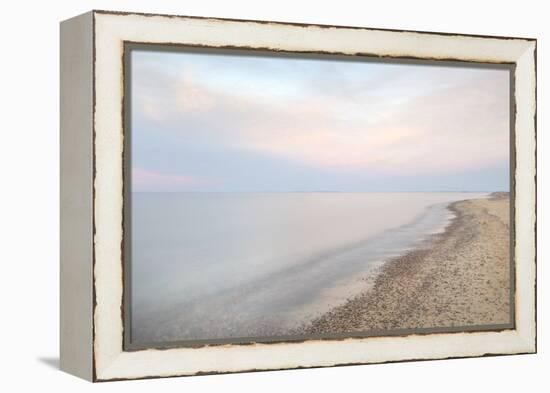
[137,61,509,176]
[132,168,200,191]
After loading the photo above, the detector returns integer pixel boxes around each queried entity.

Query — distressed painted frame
[60,10,537,382]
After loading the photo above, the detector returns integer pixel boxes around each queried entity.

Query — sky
[130,48,510,192]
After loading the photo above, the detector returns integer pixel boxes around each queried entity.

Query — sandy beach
[304,193,512,335]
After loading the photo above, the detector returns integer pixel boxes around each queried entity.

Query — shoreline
[301,192,511,335]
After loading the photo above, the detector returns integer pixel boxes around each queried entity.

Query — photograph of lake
[126,47,512,346]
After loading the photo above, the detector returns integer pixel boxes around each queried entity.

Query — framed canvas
[60,10,537,382]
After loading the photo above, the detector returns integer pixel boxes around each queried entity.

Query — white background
[0,0,546,391]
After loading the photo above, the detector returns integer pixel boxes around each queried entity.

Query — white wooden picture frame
[60,10,536,382]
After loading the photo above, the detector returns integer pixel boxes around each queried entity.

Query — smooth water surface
[130,192,486,343]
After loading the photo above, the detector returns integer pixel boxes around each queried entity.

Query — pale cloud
[175,72,217,112]
[130,49,510,191]
[133,168,201,192]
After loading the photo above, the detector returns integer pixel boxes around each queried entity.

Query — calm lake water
[130,192,487,344]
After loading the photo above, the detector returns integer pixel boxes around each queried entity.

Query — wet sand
[304,193,511,334]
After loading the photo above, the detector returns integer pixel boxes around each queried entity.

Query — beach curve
[302,193,511,335]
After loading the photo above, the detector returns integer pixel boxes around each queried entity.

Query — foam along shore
[303,193,511,334]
